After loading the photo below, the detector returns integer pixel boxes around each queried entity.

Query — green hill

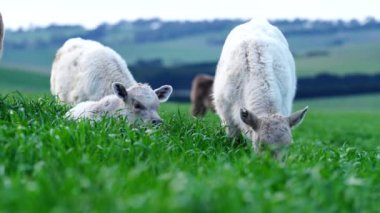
[2,19,380,77]
[296,40,380,76]
[0,66,49,92]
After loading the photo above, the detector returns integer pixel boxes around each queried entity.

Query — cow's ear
[240,108,261,131]
[112,82,128,101]
[154,85,173,102]
[288,106,308,128]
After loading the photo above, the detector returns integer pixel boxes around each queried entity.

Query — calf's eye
[134,103,145,110]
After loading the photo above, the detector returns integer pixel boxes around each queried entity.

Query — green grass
[0,94,379,212]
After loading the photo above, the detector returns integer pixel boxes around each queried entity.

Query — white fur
[51,38,136,105]
[65,83,168,123]
[213,19,297,141]
[65,95,127,120]
[53,38,173,124]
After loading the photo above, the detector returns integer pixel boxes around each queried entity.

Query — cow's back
[51,38,136,104]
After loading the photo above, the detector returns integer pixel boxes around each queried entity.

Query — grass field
[0,66,50,92]
[296,42,380,76]
[0,93,379,212]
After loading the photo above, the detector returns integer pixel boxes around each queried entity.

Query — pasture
[0,93,379,212]
[0,66,49,92]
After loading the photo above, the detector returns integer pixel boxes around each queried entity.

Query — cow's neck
[245,93,280,117]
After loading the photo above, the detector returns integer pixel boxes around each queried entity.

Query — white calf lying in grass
[66,82,172,124]
[51,38,173,106]
[51,38,173,124]
[213,19,308,154]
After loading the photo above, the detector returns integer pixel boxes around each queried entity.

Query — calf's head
[240,107,308,153]
[112,82,173,125]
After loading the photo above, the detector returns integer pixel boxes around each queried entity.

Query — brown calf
[190,74,215,117]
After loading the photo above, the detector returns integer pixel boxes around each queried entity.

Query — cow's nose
[152,119,163,125]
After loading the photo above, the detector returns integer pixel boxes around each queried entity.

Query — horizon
[4,16,379,31]
[2,0,380,30]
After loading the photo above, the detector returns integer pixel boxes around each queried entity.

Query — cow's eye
[134,102,145,110]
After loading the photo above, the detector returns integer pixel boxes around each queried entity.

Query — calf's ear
[288,106,308,128]
[154,85,173,102]
[112,82,128,101]
[240,108,261,131]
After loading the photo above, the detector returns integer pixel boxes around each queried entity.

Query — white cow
[51,38,173,124]
[0,12,4,58]
[213,19,308,153]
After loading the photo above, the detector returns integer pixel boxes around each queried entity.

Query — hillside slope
[2,19,380,76]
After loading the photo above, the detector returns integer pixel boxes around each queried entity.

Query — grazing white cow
[0,12,4,58]
[51,38,173,124]
[213,19,308,153]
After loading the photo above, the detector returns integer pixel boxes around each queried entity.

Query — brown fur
[0,12,4,55]
[190,74,215,117]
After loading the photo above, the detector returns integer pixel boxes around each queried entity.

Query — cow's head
[240,107,308,156]
[112,82,173,125]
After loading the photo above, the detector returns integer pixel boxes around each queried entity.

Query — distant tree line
[130,62,380,102]
[5,17,380,48]
[274,17,380,36]
[296,73,380,99]
[132,17,380,43]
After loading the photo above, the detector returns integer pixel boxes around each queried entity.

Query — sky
[1,0,380,29]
